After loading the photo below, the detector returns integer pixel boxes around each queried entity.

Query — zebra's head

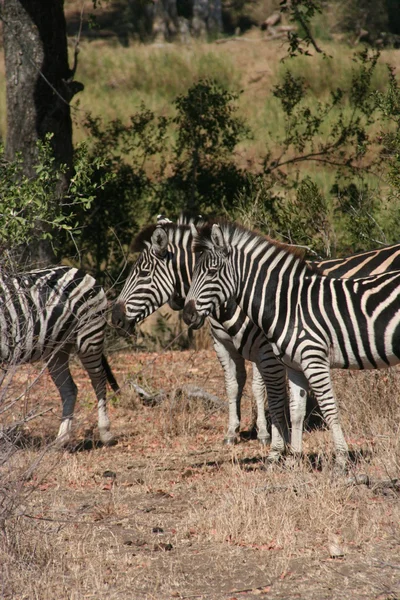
[183,223,236,330]
[112,223,194,334]
[112,226,174,334]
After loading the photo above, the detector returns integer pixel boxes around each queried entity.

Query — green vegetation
[2,14,400,281]
[0,135,110,263]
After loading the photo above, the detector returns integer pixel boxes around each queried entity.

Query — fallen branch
[130,383,166,407]
[130,381,223,410]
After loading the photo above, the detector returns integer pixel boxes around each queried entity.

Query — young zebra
[0,266,118,445]
[183,222,400,469]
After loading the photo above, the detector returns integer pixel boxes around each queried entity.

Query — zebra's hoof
[54,435,71,450]
[223,436,238,446]
[100,431,116,446]
[264,451,284,465]
[258,436,271,446]
[346,473,369,487]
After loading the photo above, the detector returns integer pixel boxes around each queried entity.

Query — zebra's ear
[157,214,172,225]
[151,227,168,257]
[211,224,227,254]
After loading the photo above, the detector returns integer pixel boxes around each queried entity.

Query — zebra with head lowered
[0,266,118,445]
[112,219,400,459]
[183,221,400,470]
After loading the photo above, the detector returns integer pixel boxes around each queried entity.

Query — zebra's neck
[168,228,195,300]
[232,239,310,336]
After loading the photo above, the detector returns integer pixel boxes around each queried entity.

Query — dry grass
[2,349,400,599]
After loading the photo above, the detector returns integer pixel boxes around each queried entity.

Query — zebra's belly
[0,338,69,366]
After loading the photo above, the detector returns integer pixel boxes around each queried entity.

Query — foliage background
[1,0,400,285]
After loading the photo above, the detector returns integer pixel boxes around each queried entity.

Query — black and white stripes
[183,222,400,468]
[112,222,283,446]
[113,219,400,460]
[1,266,118,445]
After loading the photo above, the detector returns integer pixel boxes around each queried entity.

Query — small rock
[103,470,117,479]
[152,526,164,534]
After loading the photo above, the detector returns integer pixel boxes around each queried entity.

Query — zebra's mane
[132,213,206,253]
[193,221,318,270]
[131,222,195,253]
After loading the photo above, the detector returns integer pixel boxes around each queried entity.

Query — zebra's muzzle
[183,300,207,329]
[112,301,136,336]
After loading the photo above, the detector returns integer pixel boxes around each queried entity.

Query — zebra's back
[0,266,107,365]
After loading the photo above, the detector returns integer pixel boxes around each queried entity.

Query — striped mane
[193,221,318,271]
[131,214,206,253]
[131,223,193,253]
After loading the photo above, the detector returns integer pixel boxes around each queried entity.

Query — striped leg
[250,365,270,444]
[255,349,289,459]
[213,337,246,444]
[78,352,114,445]
[302,360,348,470]
[287,369,308,455]
[48,350,78,446]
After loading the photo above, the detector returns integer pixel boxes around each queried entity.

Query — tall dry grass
[2,351,400,599]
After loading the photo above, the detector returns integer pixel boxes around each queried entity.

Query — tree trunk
[152,0,179,42]
[2,0,83,266]
[192,0,222,38]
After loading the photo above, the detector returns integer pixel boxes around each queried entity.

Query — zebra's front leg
[213,339,246,445]
[79,353,115,445]
[48,351,78,447]
[287,369,308,457]
[303,361,349,472]
[251,365,269,445]
[256,354,288,461]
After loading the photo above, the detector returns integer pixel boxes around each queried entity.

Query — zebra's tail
[102,355,120,393]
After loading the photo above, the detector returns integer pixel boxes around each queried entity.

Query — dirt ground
[2,347,400,600]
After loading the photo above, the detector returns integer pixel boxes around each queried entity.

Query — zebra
[112,222,284,446]
[0,265,118,446]
[183,221,400,469]
[112,220,400,456]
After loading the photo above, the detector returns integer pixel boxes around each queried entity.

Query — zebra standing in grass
[0,266,118,445]
[112,221,282,446]
[112,219,400,458]
[183,221,400,469]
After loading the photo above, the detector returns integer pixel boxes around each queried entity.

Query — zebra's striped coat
[1,266,118,445]
[183,222,400,468]
[113,221,400,459]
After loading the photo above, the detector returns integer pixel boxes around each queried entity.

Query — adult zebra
[183,221,400,469]
[1,266,118,446]
[112,220,400,458]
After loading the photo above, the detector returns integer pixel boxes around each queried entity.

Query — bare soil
[2,348,400,600]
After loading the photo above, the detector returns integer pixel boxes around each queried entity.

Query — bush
[0,135,108,267]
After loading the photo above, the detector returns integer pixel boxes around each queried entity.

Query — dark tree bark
[152,0,179,42]
[192,0,222,38]
[2,0,83,266]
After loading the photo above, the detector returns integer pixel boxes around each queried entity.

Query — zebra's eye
[208,267,218,277]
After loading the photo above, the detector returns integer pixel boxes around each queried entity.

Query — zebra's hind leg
[303,361,349,473]
[79,352,115,445]
[257,354,288,460]
[48,351,78,447]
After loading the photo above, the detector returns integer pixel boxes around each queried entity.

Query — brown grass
[2,349,400,599]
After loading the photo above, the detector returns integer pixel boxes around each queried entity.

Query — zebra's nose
[183,299,197,326]
[112,301,127,330]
